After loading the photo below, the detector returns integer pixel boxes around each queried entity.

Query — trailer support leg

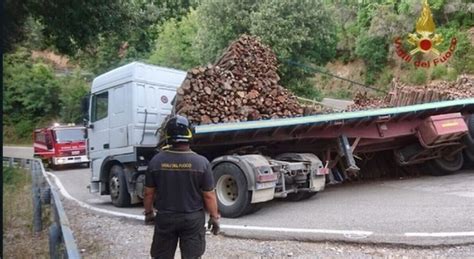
[338,135,360,173]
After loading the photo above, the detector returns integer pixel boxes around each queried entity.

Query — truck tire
[49,159,58,171]
[426,151,464,176]
[462,114,474,169]
[109,165,131,207]
[467,114,474,137]
[213,163,252,218]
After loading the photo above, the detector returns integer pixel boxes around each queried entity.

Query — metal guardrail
[3,157,81,259]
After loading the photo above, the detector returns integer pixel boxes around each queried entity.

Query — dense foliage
[3,49,89,142]
[3,0,473,143]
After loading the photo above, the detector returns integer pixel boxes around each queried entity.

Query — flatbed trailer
[86,63,474,218]
[192,99,474,165]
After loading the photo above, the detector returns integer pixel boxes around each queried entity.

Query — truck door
[109,84,129,148]
[88,91,110,167]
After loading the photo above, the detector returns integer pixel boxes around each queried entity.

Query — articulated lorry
[84,62,474,218]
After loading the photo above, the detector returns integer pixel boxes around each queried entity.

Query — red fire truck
[33,124,89,169]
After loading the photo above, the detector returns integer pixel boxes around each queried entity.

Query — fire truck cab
[33,125,89,169]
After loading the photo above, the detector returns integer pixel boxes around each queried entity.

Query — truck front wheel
[214,163,252,218]
[427,151,464,176]
[109,165,131,207]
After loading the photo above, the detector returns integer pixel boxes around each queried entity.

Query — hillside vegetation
[3,0,473,143]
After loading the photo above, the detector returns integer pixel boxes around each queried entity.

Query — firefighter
[143,115,220,259]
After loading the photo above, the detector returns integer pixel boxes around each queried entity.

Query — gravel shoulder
[63,198,474,258]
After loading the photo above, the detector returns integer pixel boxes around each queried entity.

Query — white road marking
[47,172,144,220]
[405,232,474,237]
[220,225,373,238]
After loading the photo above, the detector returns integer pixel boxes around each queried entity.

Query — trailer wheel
[214,163,252,218]
[427,152,464,176]
[109,165,131,207]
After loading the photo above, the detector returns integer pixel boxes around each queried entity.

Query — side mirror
[81,93,90,123]
[83,118,94,129]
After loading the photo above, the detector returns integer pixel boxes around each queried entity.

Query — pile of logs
[174,35,306,125]
[174,34,473,120]
[349,75,474,111]
[387,75,474,106]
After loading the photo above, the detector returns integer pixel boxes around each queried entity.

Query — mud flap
[251,188,275,203]
[310,175,326,192]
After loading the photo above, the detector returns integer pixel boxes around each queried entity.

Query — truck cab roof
[91,62,187,93]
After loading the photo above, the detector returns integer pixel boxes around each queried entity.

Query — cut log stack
[349,75,474,111]
[174,35,307,125]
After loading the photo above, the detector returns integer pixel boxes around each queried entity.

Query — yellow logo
[394,0,457,68]
[407,0,443,55]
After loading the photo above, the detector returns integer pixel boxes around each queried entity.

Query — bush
[355,34,388,85]
[404,69,427,85]
[375,68,393,90]
[436,28,474,74]
[431,65,448,80]
[332,88,353,99]
[286,78,322,101]
[445,67,459,82]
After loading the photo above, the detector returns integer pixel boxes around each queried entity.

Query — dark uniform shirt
[145,149,214,214]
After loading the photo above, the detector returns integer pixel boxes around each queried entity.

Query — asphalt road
[4,146,474,245]
[321,98,354,110]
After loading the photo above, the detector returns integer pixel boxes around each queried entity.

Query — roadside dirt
[63,198,474,258]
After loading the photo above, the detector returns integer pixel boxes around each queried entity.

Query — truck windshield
[54,129,85,143]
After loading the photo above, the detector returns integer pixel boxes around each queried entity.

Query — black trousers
[151,210,205,259]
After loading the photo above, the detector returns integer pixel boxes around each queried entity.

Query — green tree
[72,1,198,74]
[3,49,61,123]
[148,9,200,70]
[195,0,260,64]
[59,72,91,124]
[3,49,62,141]
[250,0,337,81]
[355,34,389,84]
[249,0,337,98]
[4,1,134,55]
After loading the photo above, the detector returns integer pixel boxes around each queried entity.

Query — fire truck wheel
[48,159,58,170]
[109,165,131,207]
[213,163,252,218]
[427,151,464,176]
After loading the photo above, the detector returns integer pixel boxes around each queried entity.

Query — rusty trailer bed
[192,98,474,158]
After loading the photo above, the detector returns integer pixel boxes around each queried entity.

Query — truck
[84,62,474,218]
[34,124,89,169]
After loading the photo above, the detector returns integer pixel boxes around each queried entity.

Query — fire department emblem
[407,0,443,55]
[394,0,457,68]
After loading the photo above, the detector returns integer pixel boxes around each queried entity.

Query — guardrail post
[9,157,14,167]
[32,161,43,233]
[41,187,52,204]
[21,159,26,168]
[49,223,61,259]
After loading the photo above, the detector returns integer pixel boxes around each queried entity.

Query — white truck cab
[87,62,186,206]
